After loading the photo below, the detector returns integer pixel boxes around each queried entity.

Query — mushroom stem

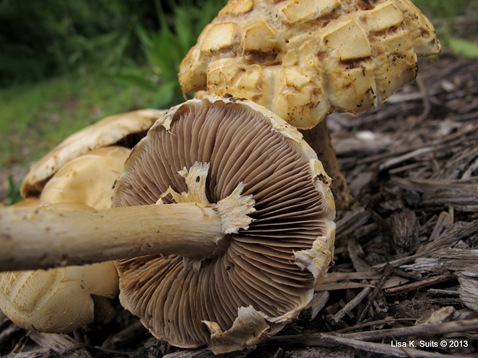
[0,203,224,271]
[300,118,353,211]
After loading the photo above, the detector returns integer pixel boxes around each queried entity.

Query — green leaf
[120,0,227,109]
[174,7,195,54]
[7,175,21,205]
[107,72,159,91]
[153,81,178,108]
[447,36,478,58]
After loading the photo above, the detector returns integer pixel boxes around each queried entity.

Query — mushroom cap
[112,97,336,353]
[0,247,118,333]
[40,146,131,209]
[21,109,164,198]
[179,0,441,129]
[0,147,129,333]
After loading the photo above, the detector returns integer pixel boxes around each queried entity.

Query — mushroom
[0,97,335,353]
[178,0,441,209]
[21,109,164,198]
[40,146,130,207]
[0,146,130,332]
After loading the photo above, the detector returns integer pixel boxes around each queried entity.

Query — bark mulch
[1,53,477,357]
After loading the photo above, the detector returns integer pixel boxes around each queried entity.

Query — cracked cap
[179,0,441,129]
[112,97,336,354]
[21,109,164,198]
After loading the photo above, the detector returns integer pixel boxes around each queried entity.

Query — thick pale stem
[0,203,222,271]
[0,162,256,272]
[300,119,353,211]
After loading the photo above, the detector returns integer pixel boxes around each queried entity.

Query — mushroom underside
[113,99,335,353]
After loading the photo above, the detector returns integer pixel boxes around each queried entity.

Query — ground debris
[458,265,478,313]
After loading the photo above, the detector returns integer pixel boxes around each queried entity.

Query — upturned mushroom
[178,0,441,208]
[0,97,335,353]
[0,146,129,332]
[21,109,163,197]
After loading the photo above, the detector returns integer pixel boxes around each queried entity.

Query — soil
[1,53,477,357]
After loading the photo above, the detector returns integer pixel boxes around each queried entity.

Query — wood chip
[384,273,456,295]
[335,207,370,240]
[392,177,478,210]
[458,264,478,312]
[390,209,418,254]
[332,287,372,323]
[340,317,478,342]
[300,292,330,322]
[28,332,92,358]
[417,306,457,325]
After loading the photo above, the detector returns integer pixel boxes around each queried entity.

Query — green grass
[0,73,155,167]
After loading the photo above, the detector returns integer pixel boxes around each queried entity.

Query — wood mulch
[1,53,477,357]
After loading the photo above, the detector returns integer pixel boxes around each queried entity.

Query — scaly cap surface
[179,0,441,129]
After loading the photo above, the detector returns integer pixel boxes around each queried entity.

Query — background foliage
[0,0,226,88]
[0,0,225,162]
[2,1,143,86]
